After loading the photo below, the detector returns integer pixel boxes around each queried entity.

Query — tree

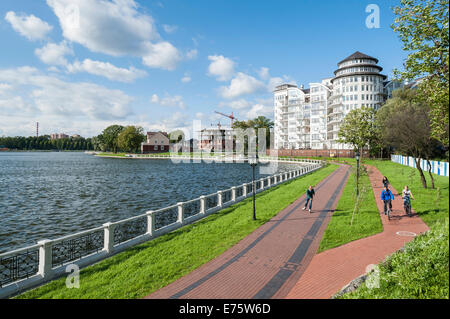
[232,116,274,152]
[392,0,449,149]
[101,125,124,153]
[337,107,378,156]
[376,88,444,188]
[117,126,146,153]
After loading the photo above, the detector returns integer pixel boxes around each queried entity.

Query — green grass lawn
[96,152,128,157]
[365,160,449,227]
[338,218,449,299]
[318,163,382,253]
[15,165,338,299]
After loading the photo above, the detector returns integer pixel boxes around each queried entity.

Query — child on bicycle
[402,186,414,215]
[380,185,394,215]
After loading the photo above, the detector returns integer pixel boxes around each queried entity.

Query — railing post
[177,202,184,224]
[200,196,206,214]
[231,187,236,202]
[260,178,265,190]
[243,184,247,197]
[267,176,271,187]
[38,239,53,278]
[103,222,115,253]
[217,191,223,207]
[146,211,155,236]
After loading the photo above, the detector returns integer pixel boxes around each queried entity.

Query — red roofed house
[141,131,170,153]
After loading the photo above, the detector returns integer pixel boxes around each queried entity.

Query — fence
[391,155,449,177]
[0,158,323,298]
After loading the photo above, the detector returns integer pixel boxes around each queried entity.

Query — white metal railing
[0,158,323,298]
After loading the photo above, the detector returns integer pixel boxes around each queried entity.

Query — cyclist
[382,176,389,189]
[402,185,415,216]
[380,185,394,216]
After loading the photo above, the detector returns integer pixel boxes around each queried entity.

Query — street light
[249,154,258,220]
[355,150,360,198]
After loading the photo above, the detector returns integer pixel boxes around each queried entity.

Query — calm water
[0,152,295,253]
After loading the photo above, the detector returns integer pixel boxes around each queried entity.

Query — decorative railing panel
[205,194,218,210]
[113,217,146,246]
[236,186,244,198]
[154,206,178,230]
[0,249,39,288]
[222,189,233,204]
[52,230,104,267]
[183,200,201,219]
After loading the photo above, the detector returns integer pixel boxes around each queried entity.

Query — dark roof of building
[302,88,310,94]
[338,51,379,65]
[147,131,168,137]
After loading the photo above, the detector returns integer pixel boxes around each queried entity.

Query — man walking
[302,185,315,213]
[380,185,394,215]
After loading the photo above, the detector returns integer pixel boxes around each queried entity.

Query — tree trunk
[426,159,435,189]
[415,158,428,189]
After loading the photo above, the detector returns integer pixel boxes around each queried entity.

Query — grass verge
[365,160,449,227]
[317,163,382,253]
[338,219,449,299]
[15,164,338,299]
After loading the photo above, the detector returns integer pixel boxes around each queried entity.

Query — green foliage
[337,106,378,151]
[339,219,449,299]
[0,135,93,151]
[117,126,146,153]
[15,165,338,299]
[101,125,124,153]
[392,0,449,147]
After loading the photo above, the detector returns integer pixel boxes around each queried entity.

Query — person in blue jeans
[380,185,394,215]
[302,185,315,213]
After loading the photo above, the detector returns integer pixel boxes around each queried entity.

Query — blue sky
[0,0,407,137]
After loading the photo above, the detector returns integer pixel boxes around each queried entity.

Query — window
[154,145,158,150]
[160,145,164,150]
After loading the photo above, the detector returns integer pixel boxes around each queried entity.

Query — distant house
[141,131,170,153]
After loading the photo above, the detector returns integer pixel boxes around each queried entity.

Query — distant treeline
[0,135,94,151]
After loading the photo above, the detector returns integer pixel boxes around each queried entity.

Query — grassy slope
[339,219,449,299]
[16,165,338,299]
[366,160,449,227]
[318,163,382,253]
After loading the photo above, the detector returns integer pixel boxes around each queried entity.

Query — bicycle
[403,196,412,217]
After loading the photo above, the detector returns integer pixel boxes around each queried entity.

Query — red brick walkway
[145,165,350,299]
[285,164,429,299]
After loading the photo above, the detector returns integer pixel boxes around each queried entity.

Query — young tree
[117,126,146,153]
[392,0,449,149]
[337,107,378,156]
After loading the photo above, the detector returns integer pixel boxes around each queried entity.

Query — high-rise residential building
[274,51,406,150]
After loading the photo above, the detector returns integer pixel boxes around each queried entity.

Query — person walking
[382,176,389,189]
[380,185,394,215]
[302,185,315,213]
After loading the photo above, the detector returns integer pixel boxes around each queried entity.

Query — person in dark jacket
[382,176,389,189]
[302,185,315,213]
[380,185,394,215]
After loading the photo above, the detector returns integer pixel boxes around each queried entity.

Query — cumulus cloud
[162,24,178,34]
[181,74,192,83]
[243,103,274,119]
[219,99,251,110]
[67,59,147,82]
[47,0,181,70]
[219,72,265,99]
[208,55,235,81]
[258,67,270,80]
[5,11,53,41]
[35,41,73,66]
[150,93,186,109]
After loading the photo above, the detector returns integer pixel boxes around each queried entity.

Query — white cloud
[219,72,265,99]
[150,93,185,109]
[67,59,147,82]
[35,41,73,66]
[219,99,251,110]
[258,67,270,80]
[181,74,191,83]
[0,66,133,123]
[47,0,181,70]
[207,55,235,81]
[186,49,198,60]
[5,11,53,41]
[142,41,181,70]
[162,24,178,34]
[243,103,273,119]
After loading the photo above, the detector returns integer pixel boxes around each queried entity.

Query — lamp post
[249,154,258,220]
[355,150,360,198]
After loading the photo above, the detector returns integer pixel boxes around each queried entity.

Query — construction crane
[214,111,237,127]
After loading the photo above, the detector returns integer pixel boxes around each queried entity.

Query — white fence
[0,158,323,298]
[391,155,449,177]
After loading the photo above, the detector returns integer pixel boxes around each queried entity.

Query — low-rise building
[141,131,170,153]
[50,133,69,140]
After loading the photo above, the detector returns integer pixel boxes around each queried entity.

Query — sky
[0,0,407,138]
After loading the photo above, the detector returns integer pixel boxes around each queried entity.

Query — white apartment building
[274,51,397,150]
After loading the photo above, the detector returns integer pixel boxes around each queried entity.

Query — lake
[0,152,296,253]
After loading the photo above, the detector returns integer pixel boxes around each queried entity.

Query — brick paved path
[285,164,429,299]
[145,165,350,299]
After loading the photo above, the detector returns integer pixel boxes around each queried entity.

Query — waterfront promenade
[285,165,429,299]
[146,165,350,299]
